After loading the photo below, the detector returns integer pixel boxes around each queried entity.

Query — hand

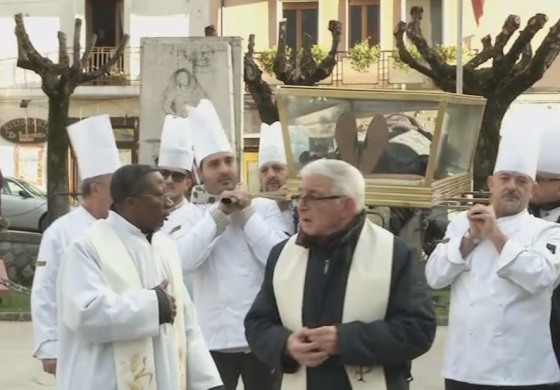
[467,204,497,238]
[466,204,484,239]
[156,280,177,324]
[42,358,56,375]
[231,190,251,209]
[306,326,340,355]
[286,328,329,368]
[218,190,239,215]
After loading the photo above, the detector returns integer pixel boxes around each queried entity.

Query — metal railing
[0,47,141,89]
[0,47,440,90]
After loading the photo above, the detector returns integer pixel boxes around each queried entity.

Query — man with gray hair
[244,159,436,390]
[31,115,120,376]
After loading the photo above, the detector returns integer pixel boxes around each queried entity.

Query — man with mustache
[258,122,295,235]
[173,99,288,390]
[530,120,560,368]
[31,115,120,376]
[158,114,195,296]
[56,164,224,390]
[426,122,560,390]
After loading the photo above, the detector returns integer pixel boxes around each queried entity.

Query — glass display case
[276,86,487,208]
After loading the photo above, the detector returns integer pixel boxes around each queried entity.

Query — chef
[31,114,120,375]
[258,121,295,235]
[158,115,195,296]
[426,122,560,389]
[173,99,288,390]
[531,119,560,368]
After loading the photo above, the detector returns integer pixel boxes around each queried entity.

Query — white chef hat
[189,99,232,164]
[66,115,120,180]
[494,116,542,180]
[158,115,194,171]
[537,119,560,175]
[258,121,287,168]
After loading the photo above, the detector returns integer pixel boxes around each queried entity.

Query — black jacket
[244,214,437,390]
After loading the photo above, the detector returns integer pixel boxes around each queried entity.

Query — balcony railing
[0,47,141,89]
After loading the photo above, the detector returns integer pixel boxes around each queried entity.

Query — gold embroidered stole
[88,220,187,390]
[273,219,394,390]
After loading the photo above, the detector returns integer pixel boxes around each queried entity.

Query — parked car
[1,177,48,232]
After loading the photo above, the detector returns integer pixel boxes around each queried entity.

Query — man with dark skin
[56,164,224,390]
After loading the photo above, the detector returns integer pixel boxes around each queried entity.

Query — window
[348,0,380,47]
[85,0,124,47]
[283,2,319,51]
[3,180,24,196]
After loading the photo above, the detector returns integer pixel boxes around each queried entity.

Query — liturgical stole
[273,219,394,390]
[88,220,187,390]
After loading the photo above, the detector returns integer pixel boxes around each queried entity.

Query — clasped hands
[466,204,498,240]
[218,190,251,215]
[286,326,339,368]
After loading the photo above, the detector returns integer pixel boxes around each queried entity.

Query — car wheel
[39,214,48,232]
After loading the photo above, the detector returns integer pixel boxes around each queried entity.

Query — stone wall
[0,231,41,287]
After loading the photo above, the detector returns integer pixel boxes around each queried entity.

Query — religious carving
[0,118,48,144]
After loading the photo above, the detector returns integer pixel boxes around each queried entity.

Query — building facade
[0,0,559,190]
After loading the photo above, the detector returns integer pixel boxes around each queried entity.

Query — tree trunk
[472,97,511,190]
[46,94,71,226]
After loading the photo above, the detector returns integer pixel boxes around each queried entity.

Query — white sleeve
[59,239,161,344]
[425,215,470,289]
[31,226,60,359]
[496,225,560,294]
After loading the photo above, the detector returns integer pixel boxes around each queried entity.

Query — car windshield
[19,180,46,197]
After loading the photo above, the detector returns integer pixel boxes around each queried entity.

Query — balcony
[0,47,140,98]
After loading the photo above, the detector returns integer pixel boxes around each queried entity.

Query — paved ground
[0,322,446,389]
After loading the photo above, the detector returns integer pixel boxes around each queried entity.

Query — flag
[472,0,485,25]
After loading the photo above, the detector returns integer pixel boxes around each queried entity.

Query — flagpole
[401,0,406,91]
[456,0,464,94]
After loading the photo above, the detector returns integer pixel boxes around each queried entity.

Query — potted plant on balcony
[257,45,330,84]
[390,43,426,84]
[342,38,381,85]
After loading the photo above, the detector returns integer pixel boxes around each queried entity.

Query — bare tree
[14,13,129,226]
[207,20,342,124]
[394,6,560,189]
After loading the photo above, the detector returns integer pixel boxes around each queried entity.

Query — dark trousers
[211,351,281,390]
[445,379,560,390]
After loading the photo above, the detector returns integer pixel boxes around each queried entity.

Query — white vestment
[174,197,288,351]
[161,198,195,298]
[31,206,96,360]
[273,219,394,389]
[426,210,560,386]
[56,211,222,390]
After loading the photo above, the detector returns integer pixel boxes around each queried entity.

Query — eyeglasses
[160,169,188,183]
[291,194,343,206]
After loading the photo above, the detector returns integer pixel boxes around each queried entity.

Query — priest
[173,99,288,390]
[31,115,120,375]
[258,121,295,235]
[244,158,436,390]
[56,164,223,390]
[158,114,196,296]
[426,121,560,389]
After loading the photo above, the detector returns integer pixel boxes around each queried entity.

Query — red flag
[472,0,485,25]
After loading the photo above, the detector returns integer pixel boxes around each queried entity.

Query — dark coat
[244,214,437,390]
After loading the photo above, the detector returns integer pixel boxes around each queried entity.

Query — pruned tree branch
[465,35,493,69]
[79,35,129,83]
[80,34,97,69]
[273,20,295,84]
[492,14,521,66]
[503,14,547,67]
[243,34,278,124]
[205,25,217,37]
[305,20,341,83]
[405,6,452,75]
[14,13,55,72]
